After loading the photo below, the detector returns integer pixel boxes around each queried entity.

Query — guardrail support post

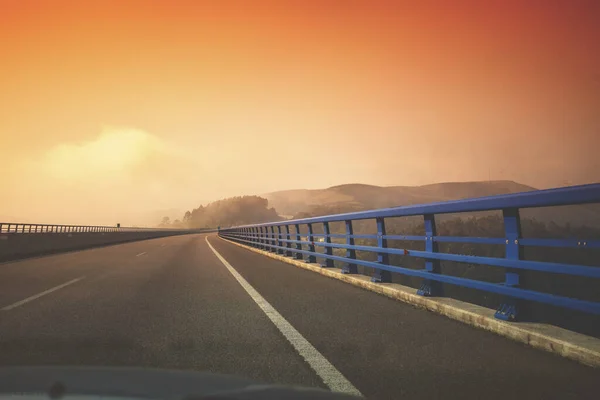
[495,208,523,321]
[270,226,277,253]
[276,226,284,254]
[294,224,303,260]
[372,217,392,282]
[260,227,266,250]
[418,213,442,296]
[342,220,358,273]
[266,226,272,251]
[285,225,292,256]
[306,223,317,263]
[322,222,334,267]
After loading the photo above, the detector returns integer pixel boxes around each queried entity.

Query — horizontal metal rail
[219,183,600,322]
[0,222,212,235]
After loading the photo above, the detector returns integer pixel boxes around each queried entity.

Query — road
[0,233,598,399]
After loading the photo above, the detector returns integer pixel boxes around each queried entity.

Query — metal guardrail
[219,183,600,321]
[0,223,199,234]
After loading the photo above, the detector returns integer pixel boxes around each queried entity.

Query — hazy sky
[1,0,599,225]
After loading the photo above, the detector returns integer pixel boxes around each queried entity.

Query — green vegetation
[161,196,281,229]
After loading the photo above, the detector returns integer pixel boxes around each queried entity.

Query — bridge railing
[219,184,600,322]
[0,223,201,234]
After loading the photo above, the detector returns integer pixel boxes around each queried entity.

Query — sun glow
[42,127,161,181]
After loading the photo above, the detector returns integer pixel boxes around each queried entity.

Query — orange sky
[1,0,599,225]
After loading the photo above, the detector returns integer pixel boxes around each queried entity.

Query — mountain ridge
[262,180,599,226]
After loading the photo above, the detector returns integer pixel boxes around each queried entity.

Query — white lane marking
[1,277,85,311]
[205,236,362,396]
[136,252,147,257]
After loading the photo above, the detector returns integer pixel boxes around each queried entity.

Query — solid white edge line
[1,277,85,311]
[205,236,362,397]
[136,252,147,257]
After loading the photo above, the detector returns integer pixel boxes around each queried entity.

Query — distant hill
[264,181,536,216]
[263,181,600,227]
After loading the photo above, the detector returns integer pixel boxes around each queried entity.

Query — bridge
[1,184,599,399]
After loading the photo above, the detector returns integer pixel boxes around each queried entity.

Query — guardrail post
[342,220,358,273]
[495,208,523,321]
[306,223,317,263]
[285,225,292,256]
[266,226,272,251]
[322,222,334,267]
[258,227,265,250]
[276,225,284,254]
[269,226,277,253]
[418,214,442,296]
[372,217,392,283]
[294,224,303,260]
[263,227,269,250]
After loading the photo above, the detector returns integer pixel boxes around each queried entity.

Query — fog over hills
[263,180,600,227]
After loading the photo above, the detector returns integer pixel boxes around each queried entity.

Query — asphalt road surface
[0,233,598,399]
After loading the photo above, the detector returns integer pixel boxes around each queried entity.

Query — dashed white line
[205,236,362,397]
[1,277,85,311]
[136,252,147,257]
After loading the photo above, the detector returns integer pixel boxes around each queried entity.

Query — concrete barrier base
[220,236,600,368]
[0,231,210,262]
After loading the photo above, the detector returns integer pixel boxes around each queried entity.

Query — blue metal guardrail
[219,183,600,322]
[0,222,206,234]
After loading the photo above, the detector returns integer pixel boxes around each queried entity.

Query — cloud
[38,127,166,182]
[3,127,209,225]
